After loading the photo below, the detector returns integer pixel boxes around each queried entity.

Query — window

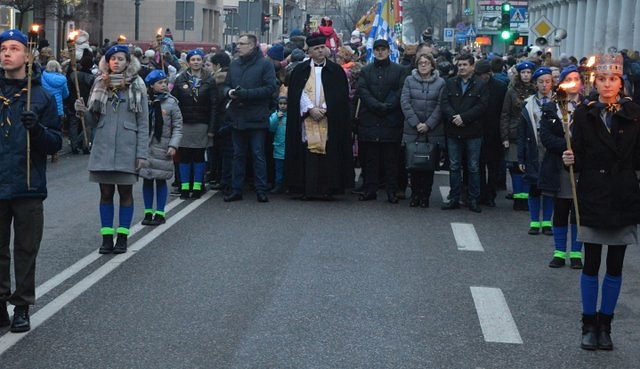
[176,1,194,31]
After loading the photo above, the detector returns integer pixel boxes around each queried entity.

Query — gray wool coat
[139,94,183,180]
[85,57,149,175]
[400,69,445,143]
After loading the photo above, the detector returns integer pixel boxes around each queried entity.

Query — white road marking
[451,223,484,251]
[439,186,450,203]
[0,192,214,354]
[470,286,523,344]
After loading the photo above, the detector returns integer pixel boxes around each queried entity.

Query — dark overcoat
[571,99,640,228]
[284,59,354,192]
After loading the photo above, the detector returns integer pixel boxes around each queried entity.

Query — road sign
[466,25,477,38]
[456,32,466,43]
[510,6,527,25]
[530,15,555,38]
[444,28,454,42]
[456,22,466,32]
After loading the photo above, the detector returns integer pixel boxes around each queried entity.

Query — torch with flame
[556,80,581,226]
[584,56,596,96]
[156,28,163,70]
[67,30,89,147]
[25,24,40,190]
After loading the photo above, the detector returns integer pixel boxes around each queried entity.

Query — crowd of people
[1,20,640,351]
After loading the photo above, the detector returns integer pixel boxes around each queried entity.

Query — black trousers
[359,141,400,194]
[0,198,44,306]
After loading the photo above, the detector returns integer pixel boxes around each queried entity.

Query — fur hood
[98,55,142,78]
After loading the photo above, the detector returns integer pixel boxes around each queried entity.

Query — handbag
[405,137,438,171]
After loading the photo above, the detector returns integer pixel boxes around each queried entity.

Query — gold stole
[303,66,328,155]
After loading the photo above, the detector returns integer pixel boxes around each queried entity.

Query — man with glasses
[223,34,277,203]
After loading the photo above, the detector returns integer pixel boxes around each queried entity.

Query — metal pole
[246,1,251,34]
[134,0,141,40]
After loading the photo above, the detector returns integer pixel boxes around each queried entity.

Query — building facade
[529,0,640,58]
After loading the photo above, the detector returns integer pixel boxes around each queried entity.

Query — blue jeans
[446,136,482,202]
[231,129,268,193]
[274,158,284,186]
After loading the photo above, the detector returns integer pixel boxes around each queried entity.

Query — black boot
[141,212,154,225]
[113,233,128,254]
[597,312,614,350]
[409,194,419,207]
[581,314,598,350]
[99,234,114,254]
[0,301,9,327]
[10,305,30,333]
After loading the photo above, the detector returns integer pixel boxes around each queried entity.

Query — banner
[365,0,399,63]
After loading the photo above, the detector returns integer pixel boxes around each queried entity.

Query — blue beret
[516,61,535,72]
[0,29,27,47]
[105,44,130,60]
[532,66,553,80]
[144,70,167,86]
[186,49,205,61]
[267,43,285,61]
[559,64,579,83]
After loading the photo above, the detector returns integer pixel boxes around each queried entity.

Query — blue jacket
[0,66,62,200]
[224,48,277,130]
[269,110,286,159]
[41,71,69,116]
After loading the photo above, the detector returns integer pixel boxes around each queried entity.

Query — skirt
[578,225,638,246]
[89,171,138,185]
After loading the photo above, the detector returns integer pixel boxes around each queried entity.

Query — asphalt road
[1,153,639,368]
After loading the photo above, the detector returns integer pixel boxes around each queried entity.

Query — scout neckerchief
[149,92,169,142]
[0,87,28,138]
[186,69,202,103]
[591,97,631,132]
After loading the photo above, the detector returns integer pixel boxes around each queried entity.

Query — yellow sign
[531,16,555,38]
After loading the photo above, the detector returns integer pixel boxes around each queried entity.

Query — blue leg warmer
[542,195,554,222]
[553,226,568,252]
[570,224,582,253]
[600,273,622,315]
[118,205,134,230]
[529,195,541,222]
[581,273,599,315]
[179,163,191,189]
[511,172,523,194]
[156,181,168,213]
[142,180,154,210]
[99,203,114,229]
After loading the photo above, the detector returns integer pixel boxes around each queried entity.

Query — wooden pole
[67,32,88,147]
[26,25,39,190]
[560,97,580,226]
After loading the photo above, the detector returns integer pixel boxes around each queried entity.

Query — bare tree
[0,0,41,29]
[336,0,374,33]
[403,0,447,42]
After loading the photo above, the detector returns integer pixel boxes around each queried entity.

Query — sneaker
[570,258,584,269]
[151,214,166,225]
[10,305,30,333]
[141,212,154,225]
[548,257,566,268]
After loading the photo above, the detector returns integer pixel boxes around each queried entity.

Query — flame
[31,24,40,33]
[589,72,595,83]
[118,34,127,40]
[586,56,596,67]
[558,81,577,90]
[157,28,163,35]
[68,30,79,41]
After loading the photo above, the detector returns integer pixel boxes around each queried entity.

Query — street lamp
[134,0,142,40]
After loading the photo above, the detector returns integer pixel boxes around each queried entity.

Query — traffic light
[261,13,270,34]
[500,2,512,41]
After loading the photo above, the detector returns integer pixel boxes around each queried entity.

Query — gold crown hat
[595,53,623,76]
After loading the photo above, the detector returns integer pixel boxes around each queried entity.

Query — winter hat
[267,43,285,61]
[105,44,130,60]
[373,39,389,49]
[532,66,553,80]
[290,29,302,37]
[515,60,535,72]
[144,70,167,86]
[144,49,155,59]
[164,28,172,38]
[474,60,491,75]
[559,64,579,83]
[290,48,305,62]
[306,32,326,47]
[186,48,205,61]
[79,48,94,70]
[0,29,27,47]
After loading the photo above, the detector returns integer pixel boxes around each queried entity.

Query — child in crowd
[140,70,183,225]
[269,96,287,193]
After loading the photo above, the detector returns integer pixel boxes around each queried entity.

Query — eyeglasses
[237,42,250,46]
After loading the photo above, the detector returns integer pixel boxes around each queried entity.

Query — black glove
[21,111,42,136]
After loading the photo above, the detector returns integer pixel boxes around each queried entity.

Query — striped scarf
[88,73,145,114]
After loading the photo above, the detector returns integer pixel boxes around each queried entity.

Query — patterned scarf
[149,92,169,142]
[0,87,27,138]
[591,97,631,131]
[88,73,144,114]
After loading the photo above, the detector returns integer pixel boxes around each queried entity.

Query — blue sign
[444,28,454,41]
[510,7,528,25]
[456,32,467,43]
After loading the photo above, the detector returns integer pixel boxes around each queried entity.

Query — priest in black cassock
[284,33,354,199]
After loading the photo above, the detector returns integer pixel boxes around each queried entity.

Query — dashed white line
[451,223,484,251]
[470,286,523,344]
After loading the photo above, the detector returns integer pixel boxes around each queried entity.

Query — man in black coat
[440,53,489,212]
[474,59,507,207]
[356,39,407,203]
[284,33,354,199]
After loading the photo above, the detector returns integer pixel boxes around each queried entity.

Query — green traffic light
[502,2,511,12]
[500,30,512,40]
